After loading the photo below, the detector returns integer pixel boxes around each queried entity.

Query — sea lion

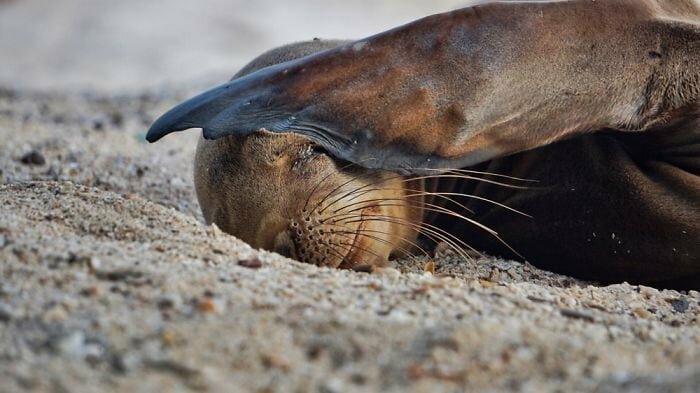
[148,0,699,289]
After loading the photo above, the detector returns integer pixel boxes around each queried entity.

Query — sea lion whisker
[329,231,424,265]
[337,200,499,237]
[319,172,414,213]
[325,195,499,237]
[413,167,538,183]
[335,203,523,259]
[330,196,422,216]
[306,156,386,215]
[327,239,386,264]
[330,230,403,255]
[322,242,362,269]
[319,242,352,266]
[338,187,530,218]
[312,174,365,212]
[491,233,526,261]
[335,214,480,262]
[351,228,433,262]
[398,189,476,215]
[333,187,474,214]
[308,168,384,216]
[330,187,475,216]
[321,184,392,214]
[303,160,361,212]
[326,226,431,261]
[329,213,475,263]
[321,170,530,215]
[404,190,531,218]
[403,174,531,190]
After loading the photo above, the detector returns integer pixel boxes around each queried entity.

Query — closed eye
[311,145,329,156]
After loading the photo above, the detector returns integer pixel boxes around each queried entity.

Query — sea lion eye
[311,145,328,156]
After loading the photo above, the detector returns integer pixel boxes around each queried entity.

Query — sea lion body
[151,0,699,289]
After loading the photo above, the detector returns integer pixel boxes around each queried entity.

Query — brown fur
[158,1,699,288]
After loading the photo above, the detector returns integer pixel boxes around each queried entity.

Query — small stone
[160,329,183,347]
[156,294,182,310]
[110,352,138,374]
[169,177,185,187]
[95,268,144,282]
[56,331,86,358]
[638,285,660,298]
[86,256,101,272]
[434,242,455,257]
[352,264,373,273]
[557,296,577,308]
[319,378,344,393]
[80,286,101,297]
[670,298,689,313]
[108,111,124,127]
[560,308,595,322]
[506,268,520,280]
[349,373,367,385]
[260,353,290,371]
[374,267,401,278]
[0,302,15,322]
[197,297,225,314]
[478,279,496,288]
[633,307,651,319]
[19,150,46,166]
[424,261,436,274]
[43,304,68,322]
[208,223,223,237]
[489,269,501,282]
[238,258,262,269]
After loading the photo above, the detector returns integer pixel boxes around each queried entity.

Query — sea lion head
[195,131,425,268]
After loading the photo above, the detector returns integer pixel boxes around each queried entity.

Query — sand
[0,78,698,393]
[1,1,699,392]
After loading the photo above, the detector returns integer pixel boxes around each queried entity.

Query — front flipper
[147,0,699,174]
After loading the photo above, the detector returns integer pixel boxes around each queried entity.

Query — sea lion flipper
[146,72,284,143]
[146,83,228,142]
[149,1,699,174]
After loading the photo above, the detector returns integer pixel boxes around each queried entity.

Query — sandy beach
[1,1,699,392]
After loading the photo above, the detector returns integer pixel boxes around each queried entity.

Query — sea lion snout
[195,131,422,268]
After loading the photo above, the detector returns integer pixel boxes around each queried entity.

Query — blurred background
[0,0,471,92]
